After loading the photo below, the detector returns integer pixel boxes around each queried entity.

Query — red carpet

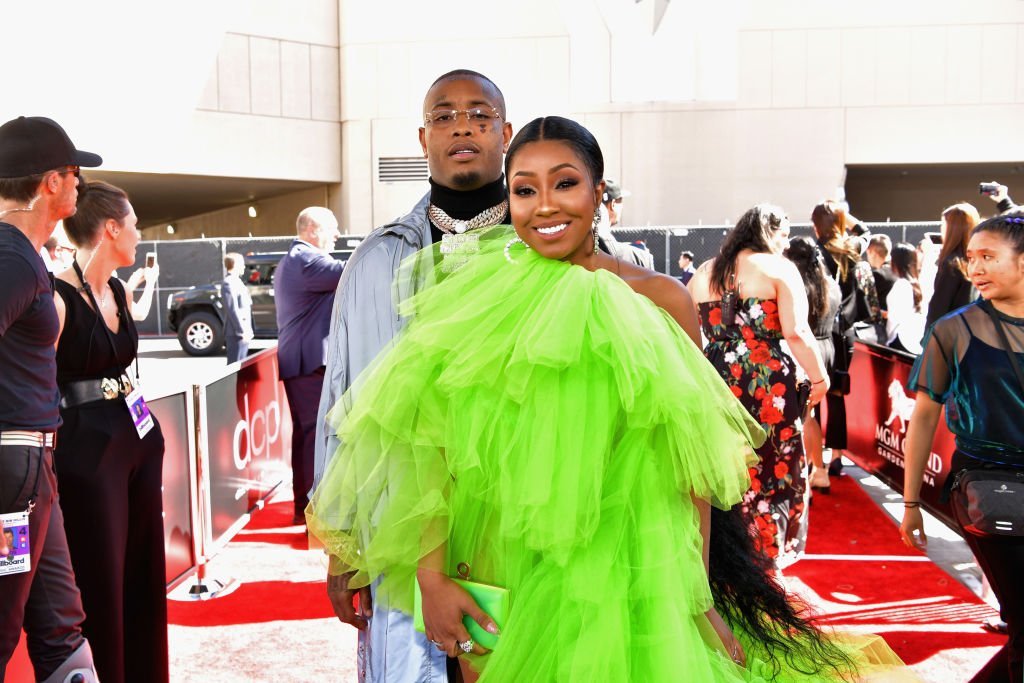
[786,474,1004,676]
[7,478,1005,681]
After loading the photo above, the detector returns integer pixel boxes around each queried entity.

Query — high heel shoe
[810,466,831,494]
[827,451,844,477]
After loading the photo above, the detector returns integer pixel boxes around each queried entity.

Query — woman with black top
[810,200,880,476]
[784,236,841,493]
[900,210,1024,682]
[52,181,167,683]
[925,202,979,329]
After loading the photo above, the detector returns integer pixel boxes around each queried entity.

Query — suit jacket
[274,240,344,379]
[926,258,976,329]
[220,274,253,340]
[872,265,897,309]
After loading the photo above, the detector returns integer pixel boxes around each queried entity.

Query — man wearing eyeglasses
[0,116,101,682]
[313,69,512,683]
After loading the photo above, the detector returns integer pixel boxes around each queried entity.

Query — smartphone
[925,232,943,245]
[145,252,156,268]
[979,182,1000,196]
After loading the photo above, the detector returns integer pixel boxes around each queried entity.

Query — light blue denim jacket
[313,193,449,683]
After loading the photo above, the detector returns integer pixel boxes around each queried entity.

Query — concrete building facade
[6,0,1023,238]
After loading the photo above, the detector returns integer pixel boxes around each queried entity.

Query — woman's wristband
[903,501,921,508]
[811,378,826,386]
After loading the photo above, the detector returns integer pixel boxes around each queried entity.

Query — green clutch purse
[413,573,510,651]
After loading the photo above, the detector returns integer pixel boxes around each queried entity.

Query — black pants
[0,443,88,681]
[284,369,325,518]
[55,404,168,683]
[824,329,853,450]
[962,530,1024,682]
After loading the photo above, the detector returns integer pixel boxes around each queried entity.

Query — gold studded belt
[59,373,134,409]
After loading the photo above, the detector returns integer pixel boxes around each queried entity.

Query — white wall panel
[250,38,282,117]
[772,31,807,108]
[281,42,313,119]
[218,34,251,114]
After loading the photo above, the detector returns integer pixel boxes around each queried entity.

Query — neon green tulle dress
[307,228,907,682]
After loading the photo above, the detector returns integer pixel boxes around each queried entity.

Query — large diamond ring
[458,639,474,654]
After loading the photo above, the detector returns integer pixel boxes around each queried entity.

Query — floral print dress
[698,297,809,569]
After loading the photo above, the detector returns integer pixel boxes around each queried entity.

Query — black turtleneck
[427,175,510,244]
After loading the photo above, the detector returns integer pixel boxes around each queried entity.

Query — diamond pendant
[440,232,480,272]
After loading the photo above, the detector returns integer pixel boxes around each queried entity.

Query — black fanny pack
[951,467,1024,537]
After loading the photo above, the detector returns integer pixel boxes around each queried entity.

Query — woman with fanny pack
[52,181,167,683]
[900,210,1024,682]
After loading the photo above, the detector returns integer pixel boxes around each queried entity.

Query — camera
[979,182,1000,196]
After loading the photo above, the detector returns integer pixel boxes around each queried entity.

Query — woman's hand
[706,606,746,668]
[417,568,497,658]
[899,507,928,551]
[809,377,829,406]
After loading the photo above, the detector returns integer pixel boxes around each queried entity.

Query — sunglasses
[51,165,81,182]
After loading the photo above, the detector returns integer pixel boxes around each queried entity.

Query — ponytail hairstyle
[890,242,922,312]
[811,200,859,282]
[63,180,130,249]
[709,204,787,298]
[784,236,830,329]
[939,202,980,278]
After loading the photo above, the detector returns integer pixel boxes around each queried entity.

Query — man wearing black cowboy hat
[0,116,101,682]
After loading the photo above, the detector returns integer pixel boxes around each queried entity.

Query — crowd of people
[1,67,1022,683]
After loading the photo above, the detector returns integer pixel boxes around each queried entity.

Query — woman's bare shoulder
[619,263,691,310]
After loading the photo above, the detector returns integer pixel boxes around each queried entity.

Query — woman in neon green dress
[308,116,908,682]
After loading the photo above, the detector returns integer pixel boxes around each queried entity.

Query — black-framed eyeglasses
[424,107,502,128]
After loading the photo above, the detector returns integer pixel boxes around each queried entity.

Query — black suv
[167,250,351,356]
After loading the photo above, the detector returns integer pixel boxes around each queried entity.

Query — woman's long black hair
[709,204,786,298]
[784,236,830,330]
[709,506,857,679]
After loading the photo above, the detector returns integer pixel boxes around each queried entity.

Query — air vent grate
[378,156,428,183]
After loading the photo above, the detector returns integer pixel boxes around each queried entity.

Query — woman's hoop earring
[505,236,530,263]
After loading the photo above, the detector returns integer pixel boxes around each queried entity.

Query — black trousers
[962,530,1024,682]
[55,404,168,683]
[284,369,325,518]
[0,443,87,681]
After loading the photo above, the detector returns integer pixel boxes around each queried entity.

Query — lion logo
[884,379,916,434]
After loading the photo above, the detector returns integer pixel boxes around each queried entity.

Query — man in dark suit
[275,207,343,524]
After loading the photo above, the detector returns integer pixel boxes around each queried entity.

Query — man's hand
[326,569,373,630]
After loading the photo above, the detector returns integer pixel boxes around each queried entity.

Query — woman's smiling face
[508,139,603,265]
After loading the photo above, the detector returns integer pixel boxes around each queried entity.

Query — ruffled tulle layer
[307,228,911,681]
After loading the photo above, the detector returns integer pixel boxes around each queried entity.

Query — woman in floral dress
[689,205,830,568]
